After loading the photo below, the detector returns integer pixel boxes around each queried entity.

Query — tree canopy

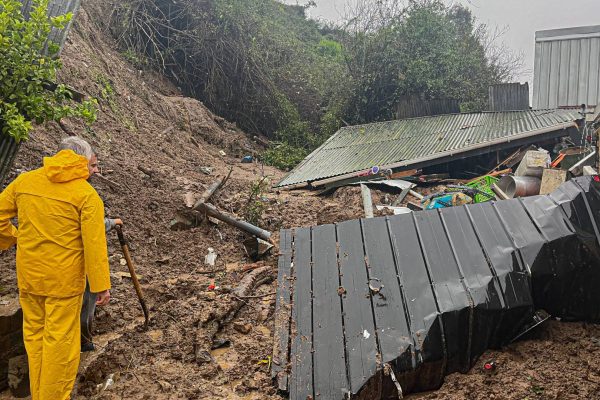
[107,0,521,169]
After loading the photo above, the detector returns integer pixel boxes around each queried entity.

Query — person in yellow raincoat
[0,137,111,400]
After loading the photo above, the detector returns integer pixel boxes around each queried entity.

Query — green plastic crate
[466,175,499,203]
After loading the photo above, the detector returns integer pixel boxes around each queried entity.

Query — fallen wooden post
[491,183,509,200]
[195,202,272,241]
[193,167,233,210]
[392,188,411,206]
[409,190,424,200]
[195,266,274,364]
[360,184,374,218]
[193,181,223,209]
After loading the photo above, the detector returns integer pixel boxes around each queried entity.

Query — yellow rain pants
[20,292,83,400]
[0,150,111,400]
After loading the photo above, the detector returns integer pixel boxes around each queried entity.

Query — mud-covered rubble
[409,321,600,400]
[1,0,600,399]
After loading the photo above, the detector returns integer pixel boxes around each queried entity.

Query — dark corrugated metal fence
[395,96,460,120]
[0,135,21,186]
[488,83,530,111]
[273,176,600,399]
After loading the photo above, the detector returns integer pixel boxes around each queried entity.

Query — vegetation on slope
[0,0,96,141]
[105,0,520,169]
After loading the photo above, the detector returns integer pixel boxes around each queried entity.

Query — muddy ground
[408,321,600,400]
[1,1,599,399]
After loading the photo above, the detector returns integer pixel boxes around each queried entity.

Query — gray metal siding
[533,26,600,111]
[536,25,600,41]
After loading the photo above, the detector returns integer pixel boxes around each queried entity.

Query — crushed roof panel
[276,109,581,188]
[273,176,600,398]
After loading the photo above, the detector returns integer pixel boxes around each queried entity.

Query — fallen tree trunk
[193,167,233,210]
[195,266,274,364]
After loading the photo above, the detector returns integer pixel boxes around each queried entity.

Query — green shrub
[317,38,343,59]
[0,0,97,141]
[243,177,270,226]
[262,143,308,171]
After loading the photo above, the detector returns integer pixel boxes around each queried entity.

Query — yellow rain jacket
[0,149,111,297]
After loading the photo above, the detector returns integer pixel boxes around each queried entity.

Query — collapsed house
[273,176,600,399]
[275,109,582,190]
[271,24,600,400]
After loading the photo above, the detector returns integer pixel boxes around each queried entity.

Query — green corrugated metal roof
[276,109,581,188]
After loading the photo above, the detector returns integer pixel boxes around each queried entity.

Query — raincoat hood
[43,150,90,183]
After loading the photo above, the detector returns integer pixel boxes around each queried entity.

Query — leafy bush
[316,38,343,59]
[243,177,270,226]
[0,0,97,141]
[262,143,307,171]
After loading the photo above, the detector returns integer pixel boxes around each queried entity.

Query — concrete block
[515,150,550,178]
[540,169,567,195]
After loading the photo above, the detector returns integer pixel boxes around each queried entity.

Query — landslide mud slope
[0,2,366,399]
[0,2,599,399]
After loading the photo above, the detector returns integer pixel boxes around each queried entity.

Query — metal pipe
[496,176,541,198]
[195,202,272,242]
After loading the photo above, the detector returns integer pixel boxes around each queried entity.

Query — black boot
[81,341,95,352]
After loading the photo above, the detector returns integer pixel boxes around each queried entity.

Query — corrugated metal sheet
[533,25,600,114]
[276,109,581,188]
[395,96,460,119]
[489,83,530,111]
[20,0,81,54]
[274,176,600,399]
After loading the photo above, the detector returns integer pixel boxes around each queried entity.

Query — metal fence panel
[276,175,600,398]
[488,83,530,111]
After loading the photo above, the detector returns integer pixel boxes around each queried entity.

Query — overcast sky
[282,0,600,84]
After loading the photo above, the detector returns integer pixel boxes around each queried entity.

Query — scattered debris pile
[274,176,600,399]
[1,1,600,399]
[326,141,598,219]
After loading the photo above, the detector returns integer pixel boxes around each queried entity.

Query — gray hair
[58,137,94,160]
